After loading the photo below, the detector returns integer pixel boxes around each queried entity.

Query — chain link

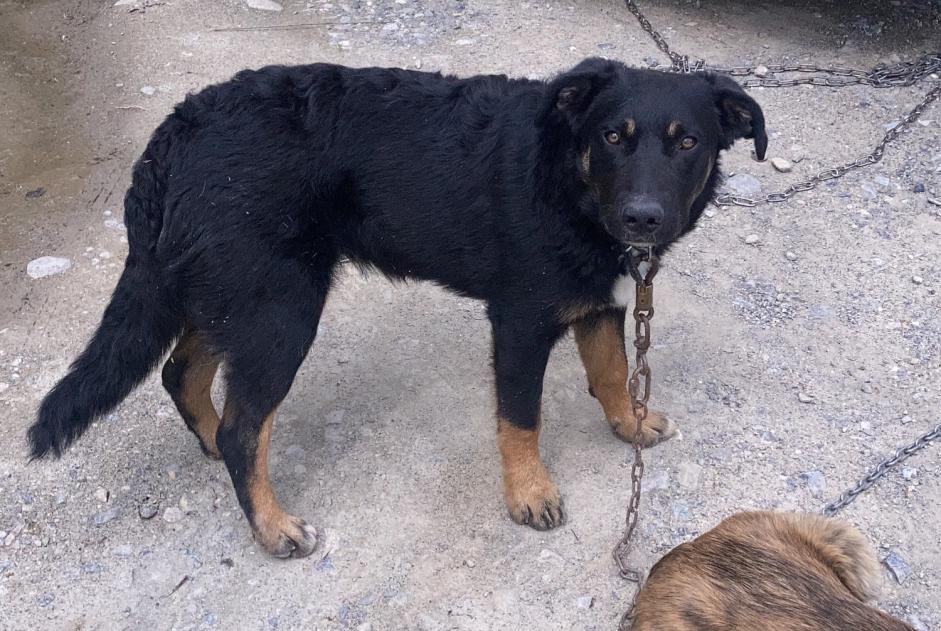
[622,0,941,208]
[822,421,941,517]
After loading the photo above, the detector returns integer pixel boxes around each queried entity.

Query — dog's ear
[547,58,617,124]
[706,74,768,160]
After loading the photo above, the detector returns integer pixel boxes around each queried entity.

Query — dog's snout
[622,200,664,232]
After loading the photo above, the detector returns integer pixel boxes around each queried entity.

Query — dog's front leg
[573,307,676,447]
[490,311,565,530]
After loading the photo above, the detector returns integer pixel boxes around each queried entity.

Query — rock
[785,251,798,261]
[246,0,283,10]
[93,506,120,526]
[463,559,476,568]
[576,595,594,609]
[799,470,826,497]
[860,383,873,394]
[912,275,924,285]
[25,187,45,199]
[913,183,925,193]
[797,392,814,404]
[754,64,769,77]
[901,467,917,481]
[703,209,716,218]
[138,497,159,520]
[883,550,912,584]
[178,496,195,514]
[676,462,702,490]
[94,487,110,503]
[643,56,660,68]
[26,256,72,279]
[162,507,184,523]
[744,234,760,245]
[770,157,793,173]
[140,85,156,96]
[726,173,762,197]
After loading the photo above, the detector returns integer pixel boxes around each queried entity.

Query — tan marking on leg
[497,417,564,530]
[667,120,682,138]
[167,332,222,458]
[573,315,675,447]
[242,407,318,558]
[624,117,636,137]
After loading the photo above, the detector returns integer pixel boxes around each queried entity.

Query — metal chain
[622,0,941,208]
[822,420,941,517]
[612,248,659,584]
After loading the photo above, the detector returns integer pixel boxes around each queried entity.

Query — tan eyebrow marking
[667,120,682,138]
[623,118,636,137]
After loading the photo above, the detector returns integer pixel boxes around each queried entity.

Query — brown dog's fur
[630,511,913,631]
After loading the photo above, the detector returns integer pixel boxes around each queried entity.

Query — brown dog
[630,511,914,631]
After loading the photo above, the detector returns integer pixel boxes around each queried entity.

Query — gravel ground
[1,1,940,629]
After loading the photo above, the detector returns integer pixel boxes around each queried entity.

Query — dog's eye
[604,131,621,145]
[680,136,698,150]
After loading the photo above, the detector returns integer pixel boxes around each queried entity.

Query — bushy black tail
[28,120,185,459]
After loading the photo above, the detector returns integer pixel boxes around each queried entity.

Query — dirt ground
[1,0,940,629]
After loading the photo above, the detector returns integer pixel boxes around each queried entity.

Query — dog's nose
[623,201,664,233]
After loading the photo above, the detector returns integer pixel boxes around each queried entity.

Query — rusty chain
[623,0,941,208]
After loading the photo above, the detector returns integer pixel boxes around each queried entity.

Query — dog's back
[630,511,913,631]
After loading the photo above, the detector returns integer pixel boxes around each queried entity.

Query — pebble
[463,559,476,568]
[913,183,925,193]
[93,506,120,526]
[26,256,72,279]
[754,64,769,77]
[770,157,793,173]
[799,470,826,497]
[703,209,716,218]
[576,595,594,609]
[178,496,195,514]
[138,497,159,520]
[797,392,814,404]
[94,487,110,503]
[883,550,912,584]
[901,467,917,481]
[163,507,184,523]
[744,234,760,245]
[785,251,798,261]
[676,462,702,490]
[140,85,156,96]
[726,173,762,196]
[860,383,873,394]
[912,275,923,285]
[246,0,283,10]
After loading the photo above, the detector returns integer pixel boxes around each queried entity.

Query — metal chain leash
[822,420,941,517]
[622,0,941,208]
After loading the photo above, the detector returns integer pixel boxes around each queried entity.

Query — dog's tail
[787,512,882,602]
[28,119,186,459]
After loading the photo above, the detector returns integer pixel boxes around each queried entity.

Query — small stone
[27,256,72,279]
[754,64,769,77]
[785,251,798,261]
[463,559,476,568]
[178,496,194,514]
[770,157,793,173]
[744,234,760,245]
[860,383,873,394]
[882,550,912,584]
[246,0,283,10]
[163,507,184,523]
[797,392,814,404]
[901,467,917,480]
[576,595,594,609]
[913,183,925,193]
[140,85,156,96]
[799,470,826,497]
[138,497,159,520]
[94,487,110,503]
[676,462,702,490]
[912,275,924,285]
[93,506,120,526]
[25,187,46,199]
[726,173,762,197]
[703,209,716,218]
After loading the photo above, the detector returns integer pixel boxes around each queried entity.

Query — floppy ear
[546,57,617,125]
[707,74,768,160]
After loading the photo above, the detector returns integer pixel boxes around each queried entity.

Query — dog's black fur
[29,58,766,557]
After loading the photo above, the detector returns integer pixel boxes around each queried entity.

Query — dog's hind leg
[162,329,222,459]
[491,309,566,531]
[213,260,330,559]
[573,308,676,447]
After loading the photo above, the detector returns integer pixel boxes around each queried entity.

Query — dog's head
[545,58,767,249]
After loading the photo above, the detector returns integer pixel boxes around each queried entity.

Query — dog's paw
[253,514,319,559]
[505,479,565,531]
[612,410,676,448]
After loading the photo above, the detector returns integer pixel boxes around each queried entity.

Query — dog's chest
[610,274,632,307]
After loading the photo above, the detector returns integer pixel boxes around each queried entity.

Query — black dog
[29,58,766,558]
